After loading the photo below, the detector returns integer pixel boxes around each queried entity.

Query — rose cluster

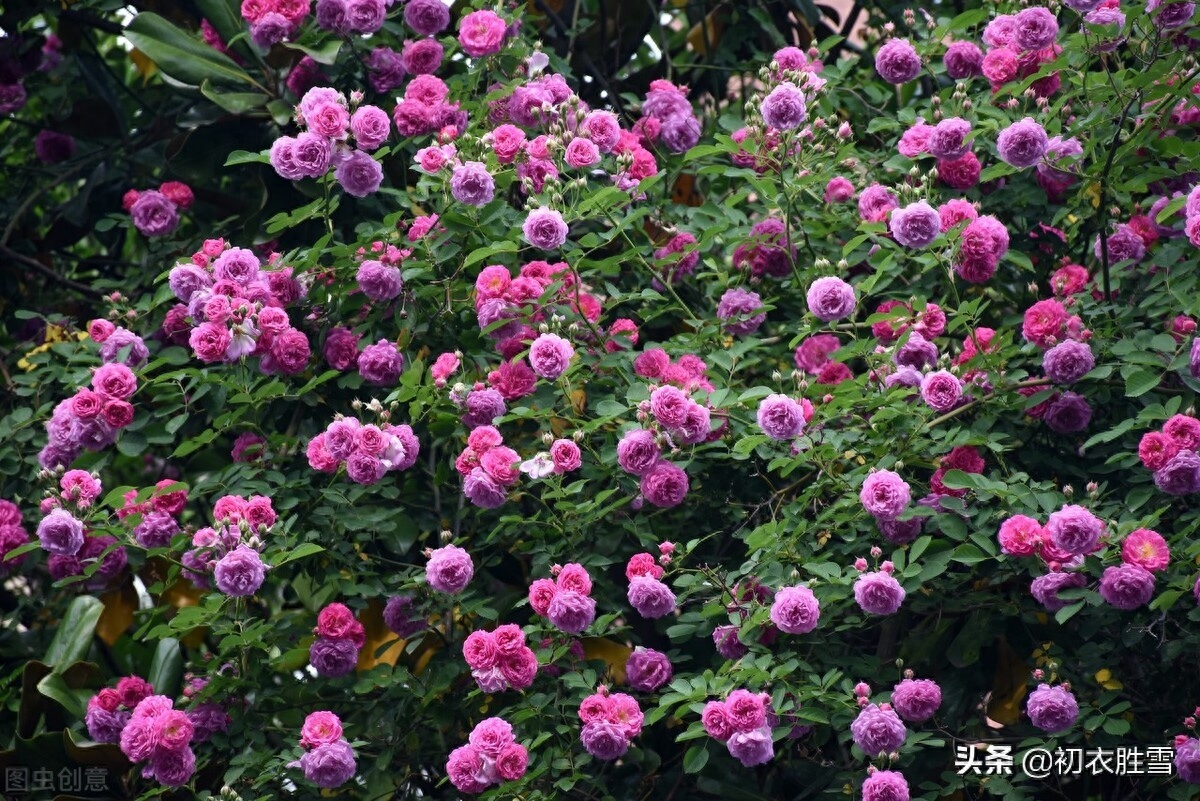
[240,0,310,47]
[453,424,520,509]
[39,471,130,587]
[701,690,776,767]
[578,687,643,761]
[977,9,1062,97]
[289,710,357,788]
[462,624,539,693]
[1138,413,1200,496]
[39,354,140,470]
[528,563,596,634]
[446,716,529,794]
[307,411,420,485]
[309,602,366,679]
[118,694,197,788]
[0,499,30,575]
[166,239,310,373]
[625,552,676,619]
[472,260,608,359]
[180,494,272,598]
[517,433,582,480]
[270,86,390,197]
[123,180,192,238]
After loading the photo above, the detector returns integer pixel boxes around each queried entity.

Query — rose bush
[2,0,1200,799]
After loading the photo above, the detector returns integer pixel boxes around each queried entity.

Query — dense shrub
[2,0,1200,799]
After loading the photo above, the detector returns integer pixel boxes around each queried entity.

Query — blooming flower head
[1045,504,1103,556]
[522,207,568,250]
[862,770,911,801]
[807,276,856,322]
[528,333,574,379]
[1121,528,1169,572]
[854,571,906,615]
[1026,683,1078,733]
[891,679,942,722]
[875,38,922,84]
[761,82,807,130]
[756,394,805,440]
[426,544,474,594]
[1098,563,1155,610]
[770,585,820,634]
[996,117,1049,168]
[851,703,907,756]
[890,201,941,248]
[860,470,910,521]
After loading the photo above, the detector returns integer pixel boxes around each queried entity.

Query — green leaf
[43,596,104,669]
[148,639,183,698]
[464,240,518,269]
[1123,368,1160,398]
[224,149,270,166]
[36,672,90,719]
[201,80,268,113]
[282,39,344,65]
[274,543,326,567]
[125,12,257,88]
[683,743,709,773]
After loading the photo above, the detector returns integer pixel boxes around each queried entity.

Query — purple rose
[130,191,179,238]
[36,509,84,556]
[1043,391,1092,433]
[853,571,906,615]
[1026,683,1078,733]
[770,585,820,634]
[547,588,596,633]
[851,703,907,757]
[625,647,673,692]
[426,544,474,594]
[1043,340,1095,384]
[891,679,942,723]
[213,545,266,597]
[1030,571,1086,612]
[357,339,404,386]
[717,288,767,335]
[1154,450,1200,495]
[889,201,941,248]
[309,636,359,678]
[727,725,774,767]
[335,150,383,197]
[713,624,749,659]
[404,0,450,36]
[996,117,1049,168]
[450,161,495,207]
[761,82,807,130]
[1098,563,1155,610]
[627,576,676,619]
[356,260,403,302]
[806,276,856,321]
[875,38,922,84]
[639,460,689,508]
[580,720,628,760]
[300,739,357,787]
[522,207,568,250]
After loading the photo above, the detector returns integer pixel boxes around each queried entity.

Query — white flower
[519,452,555,479]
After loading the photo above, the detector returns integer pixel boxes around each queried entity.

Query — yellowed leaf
[130,48,158,83]
[583,637,633,685]
[96,581,137,646]
[356,598,405,671]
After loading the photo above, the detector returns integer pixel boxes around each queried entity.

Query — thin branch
[2,245,104,298]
